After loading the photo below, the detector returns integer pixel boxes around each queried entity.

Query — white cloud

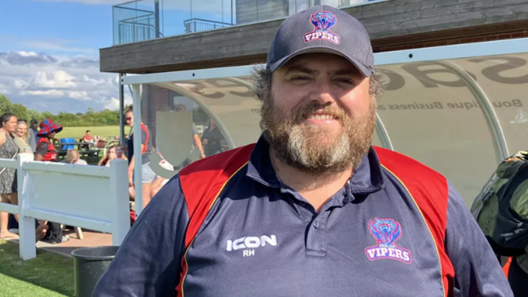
[33,70,77,88]
[69,91,92,101]
[19,40,97,55]
[0,51,57,65]
[0,51,122,113]
[13,79,29,90]
[19,90,65,97]
[0,83,10,95]
[0,36,98,56]
[104,97,120,110]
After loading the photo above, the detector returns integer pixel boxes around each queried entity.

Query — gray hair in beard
[252,66,384,175]
[260,97,377,175]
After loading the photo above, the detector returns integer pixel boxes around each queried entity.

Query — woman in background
[98,144,127,167]
[60,149,87,165]
[34,119,68,243]
[14,119,32,154]
[0,113,19,239]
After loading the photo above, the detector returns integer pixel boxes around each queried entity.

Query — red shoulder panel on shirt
[374,146,455,297]
[179,143,256,247]
[177,143,255,297]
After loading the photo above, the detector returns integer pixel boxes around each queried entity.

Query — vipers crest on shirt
[304,11,340,44]
[364,218,412,264]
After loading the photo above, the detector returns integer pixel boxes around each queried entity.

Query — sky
[0,0,235,114]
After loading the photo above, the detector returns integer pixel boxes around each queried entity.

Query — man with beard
[94,5,512,297]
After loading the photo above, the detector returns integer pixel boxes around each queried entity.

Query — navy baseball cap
[266,5,374,77]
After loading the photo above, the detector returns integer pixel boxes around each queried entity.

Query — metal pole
[375,113,393,150]
[154,0,160,38]
[231,0,234,24]
[436,60,509,162]
[119,73,125,146]
[131,84,144,216]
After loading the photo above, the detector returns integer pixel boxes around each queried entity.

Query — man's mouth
[308,114,338,120]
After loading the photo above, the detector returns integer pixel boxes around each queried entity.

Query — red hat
[37,119,63,137]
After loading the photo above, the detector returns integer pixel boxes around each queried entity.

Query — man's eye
[335,78,354,84]
[292,76,310,81]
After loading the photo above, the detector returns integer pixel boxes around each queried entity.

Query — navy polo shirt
[94,135,513,297]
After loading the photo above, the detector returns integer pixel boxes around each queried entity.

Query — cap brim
[268,47,372,77]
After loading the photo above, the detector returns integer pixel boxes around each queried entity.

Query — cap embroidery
[304,11,340,45]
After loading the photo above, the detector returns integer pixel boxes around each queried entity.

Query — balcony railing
[118,14,162,44]
[112,0,387,46]
[184,18,234,34]
[113,0,163,45]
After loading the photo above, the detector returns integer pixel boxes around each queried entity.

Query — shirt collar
[246,134,385,195]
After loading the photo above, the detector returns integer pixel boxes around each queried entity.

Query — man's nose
[310,79,336,105]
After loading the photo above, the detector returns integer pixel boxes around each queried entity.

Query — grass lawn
[58,126,123,140]
[0,240,74,297]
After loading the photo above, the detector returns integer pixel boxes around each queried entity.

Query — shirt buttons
[313,221,320,228]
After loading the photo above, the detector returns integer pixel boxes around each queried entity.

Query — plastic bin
[71,246,119,297]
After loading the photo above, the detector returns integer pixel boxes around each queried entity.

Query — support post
[110,159,130,245]
[131,84,144,216]
[154,0,160,38]
[17,154,36,260]
[119,73,125,146]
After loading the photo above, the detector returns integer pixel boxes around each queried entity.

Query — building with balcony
[102,0,528,211]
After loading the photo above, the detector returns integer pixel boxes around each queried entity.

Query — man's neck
[269,149,353,212]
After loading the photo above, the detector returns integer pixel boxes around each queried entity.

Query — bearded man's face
[260,53,376,174]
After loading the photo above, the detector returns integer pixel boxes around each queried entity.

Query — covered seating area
[119,37,528,214]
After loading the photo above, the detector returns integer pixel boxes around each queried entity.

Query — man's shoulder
[180,143,256,177]
[373,146,445,181]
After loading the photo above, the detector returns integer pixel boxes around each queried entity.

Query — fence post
[17,154,36,260]
[109,159,130,246]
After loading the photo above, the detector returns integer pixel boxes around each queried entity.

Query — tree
[1,95,121,127]
[11,104,30,122]
[0,95,14,115]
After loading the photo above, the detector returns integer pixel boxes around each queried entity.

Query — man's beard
[260,97,376,175]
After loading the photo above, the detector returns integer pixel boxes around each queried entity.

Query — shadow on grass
[0,240,75,296]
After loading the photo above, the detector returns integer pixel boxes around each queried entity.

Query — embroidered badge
[364,218,412,264]
[304,11,340,44]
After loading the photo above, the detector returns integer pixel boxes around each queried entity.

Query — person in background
[149,150,175,199]
[175,104,206,160]
[0,113,19,239]
[34,118,68,243]
[124,106,156,208]
[14,119,33,154]
[98,144,127,167]
[28,119,38,152]
[60,149,87,165]
[34,119,62,162]
[83,130,93,143]
[201,118,223,156]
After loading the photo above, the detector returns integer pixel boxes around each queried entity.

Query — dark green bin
[71,246,119,297]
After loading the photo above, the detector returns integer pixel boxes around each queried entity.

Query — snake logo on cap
[303,11,340,45]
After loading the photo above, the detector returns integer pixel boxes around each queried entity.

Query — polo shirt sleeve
[444,181,514,297]
[93,175,190,297]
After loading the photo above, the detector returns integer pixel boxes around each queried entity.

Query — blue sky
[0,0,113,55]
[0,0,236,114]
[0,0,124,114]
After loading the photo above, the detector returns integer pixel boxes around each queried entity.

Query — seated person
[98,144,127,167]
[60,149,87,165]
[83,130,93,143]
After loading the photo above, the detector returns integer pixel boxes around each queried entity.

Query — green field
[58,126,123,140]
[0,240,74,297]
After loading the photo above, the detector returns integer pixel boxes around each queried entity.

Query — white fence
[0,154,130,260]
